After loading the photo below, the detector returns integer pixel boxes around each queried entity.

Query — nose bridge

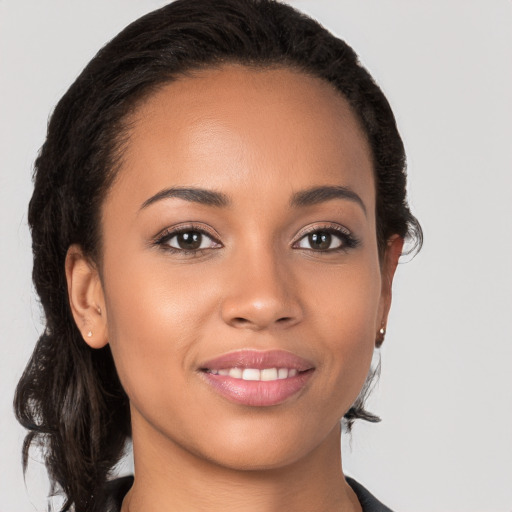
[221,238,302,330]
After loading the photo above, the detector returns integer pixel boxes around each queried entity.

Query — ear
[65,244,108,349]
[376,235,404,345]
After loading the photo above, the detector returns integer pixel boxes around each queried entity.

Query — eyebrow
[140,184,366,214]
[290,185,367,215]
[140,187,230,210]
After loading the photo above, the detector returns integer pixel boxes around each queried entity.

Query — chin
[181,414,341,473]
[200,444,309,472]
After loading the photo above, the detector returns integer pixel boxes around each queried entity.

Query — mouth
[206,367,301,380]
[199,349,315,407]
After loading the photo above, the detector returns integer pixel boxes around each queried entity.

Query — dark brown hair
[14,1,422,510]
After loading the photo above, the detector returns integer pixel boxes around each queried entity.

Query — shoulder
[346,477,395,512]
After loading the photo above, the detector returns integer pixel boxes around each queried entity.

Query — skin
[66,65,403,512]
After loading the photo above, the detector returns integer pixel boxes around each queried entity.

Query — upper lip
[199,349,315,372]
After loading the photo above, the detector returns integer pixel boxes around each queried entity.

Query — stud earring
[87,331,93,338]
[97,305,102,315]
[375,325,386,348]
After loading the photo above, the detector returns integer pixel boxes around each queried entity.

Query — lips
[199,349,315,406]
[200,349,313,371]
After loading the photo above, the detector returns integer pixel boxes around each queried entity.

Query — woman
[15,0,421,511]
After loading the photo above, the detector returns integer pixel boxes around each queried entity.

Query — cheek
[303,257,382,401]
[101,252,218,409]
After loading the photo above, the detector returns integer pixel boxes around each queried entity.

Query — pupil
[177,231,202,250]
[309,231,331,250]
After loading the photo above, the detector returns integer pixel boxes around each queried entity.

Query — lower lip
[201,370,314,406]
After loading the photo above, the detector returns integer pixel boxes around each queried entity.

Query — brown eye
[309,232,332,250]
[164,230,219,251]
[176,231,202,250]
[296,230,343,251]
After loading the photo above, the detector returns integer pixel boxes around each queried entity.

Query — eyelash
[153,224,222,256]
[292,224,360,253]
[153,223,359,256]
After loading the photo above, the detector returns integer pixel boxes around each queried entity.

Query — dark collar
[346,477,394,512]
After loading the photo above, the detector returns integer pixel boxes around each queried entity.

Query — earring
[96,305,102,315]
[87,331,93,338]
[375,325,386,348]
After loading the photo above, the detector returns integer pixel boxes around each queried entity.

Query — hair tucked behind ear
[15,0,421,510]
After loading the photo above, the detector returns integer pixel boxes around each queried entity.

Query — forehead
[112,64,374,212]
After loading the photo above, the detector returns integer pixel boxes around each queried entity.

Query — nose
[220,249,304,331]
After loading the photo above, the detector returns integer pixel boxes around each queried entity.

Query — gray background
[1,1,511,510]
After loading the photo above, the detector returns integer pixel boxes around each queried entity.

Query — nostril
[230,316,292,328]
[233,317,250,325]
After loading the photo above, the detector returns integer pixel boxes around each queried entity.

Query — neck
[122,414,361,512]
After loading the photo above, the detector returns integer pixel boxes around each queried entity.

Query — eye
[167,231,213,250]
[296,230,342,251]
[294,226,358,252]
[155,227,222,254]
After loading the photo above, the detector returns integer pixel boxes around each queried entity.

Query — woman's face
[85,65,400,469]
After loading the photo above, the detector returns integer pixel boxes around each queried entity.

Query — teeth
[242,368,260,381]
[261,368,278,381]
[228,367,243,379]
[208,367,300,381]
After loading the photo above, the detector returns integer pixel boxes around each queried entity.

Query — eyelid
[292,222,352,244]
[152,222,223,247]
[151,221,357,253]
[291,222,359,252]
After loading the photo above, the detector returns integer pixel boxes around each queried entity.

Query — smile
[199,350,315,406]
[206,368,298,380]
